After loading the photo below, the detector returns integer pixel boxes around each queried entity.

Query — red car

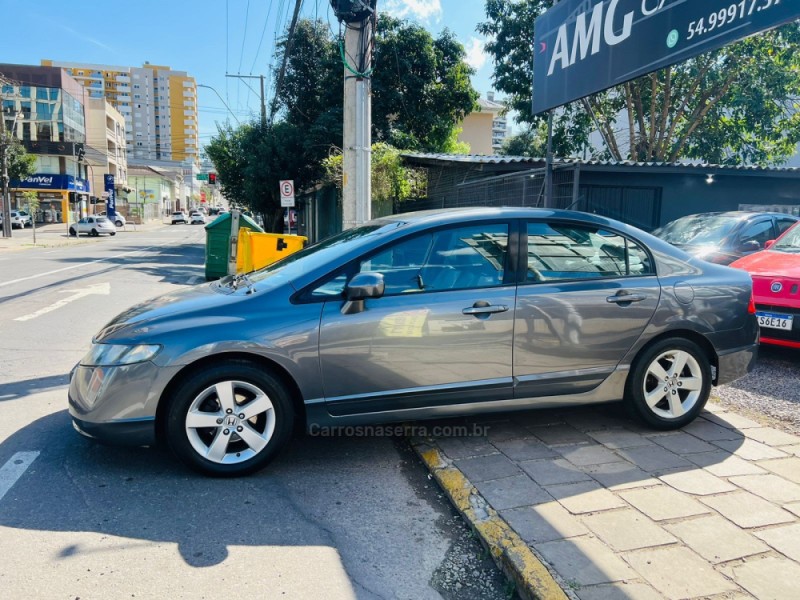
[731,222,800,348]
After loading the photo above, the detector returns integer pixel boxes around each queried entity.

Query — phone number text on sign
[687,0,782,40]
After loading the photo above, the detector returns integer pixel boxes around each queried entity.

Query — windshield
[773,224,800,253]
[653,215,739,246]
[248,222,403,286]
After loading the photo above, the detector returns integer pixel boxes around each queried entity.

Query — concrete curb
[410,440,569,600]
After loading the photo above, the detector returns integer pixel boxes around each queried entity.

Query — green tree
[6,141,36,181]
[207,16,479,229]
[480,1,800,165]
[274,16,479,153]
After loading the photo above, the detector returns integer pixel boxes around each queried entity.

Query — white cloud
[384,0,443,22]
[465,37,487,71]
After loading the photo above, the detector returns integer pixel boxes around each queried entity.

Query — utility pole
[335,2,376,230]
[226,74,267,126]
[542,0,559,209]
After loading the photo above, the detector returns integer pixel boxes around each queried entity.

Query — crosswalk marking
[0,452,39,503]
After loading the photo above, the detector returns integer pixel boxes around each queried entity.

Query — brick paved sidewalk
[413,402,800,599]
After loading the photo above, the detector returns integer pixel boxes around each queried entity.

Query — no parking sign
[280,180,295,208]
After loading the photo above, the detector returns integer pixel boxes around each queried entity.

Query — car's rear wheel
[165,360,294,476]
[110,232,116,236]
[69,227,76,237]
[115,220,124,227]
[626,338,711,430]
[91,228,98,236]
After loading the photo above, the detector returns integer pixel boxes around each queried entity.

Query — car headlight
[80,343,161,366]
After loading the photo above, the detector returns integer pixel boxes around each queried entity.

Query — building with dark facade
[400,154,800,232]
[0,64,100,223]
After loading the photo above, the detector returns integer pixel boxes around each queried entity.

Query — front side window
[526,222,653,282]
[738,220,773,249]
[311,224,510,298]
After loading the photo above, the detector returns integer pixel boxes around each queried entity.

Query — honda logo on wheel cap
[225,416,237,426]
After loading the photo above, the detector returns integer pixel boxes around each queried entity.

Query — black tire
[110,232,116,236]
[115,220,123,227]
[91,228,98,237]
[165,360,295,477]
[626,337,711,430]
[69,227,77,237]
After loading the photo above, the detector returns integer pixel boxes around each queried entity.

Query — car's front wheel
[165,360,295,476]
[626,337,711,430]
[110,232,116,236]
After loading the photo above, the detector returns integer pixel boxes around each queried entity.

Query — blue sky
[0,0,494,150]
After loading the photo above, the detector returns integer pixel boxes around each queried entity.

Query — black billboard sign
[533,0,800,114]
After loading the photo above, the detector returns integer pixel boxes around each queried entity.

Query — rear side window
[526,222,653,283]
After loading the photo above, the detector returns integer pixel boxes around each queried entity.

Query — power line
[250,1,277,74]
[269,0,305,123]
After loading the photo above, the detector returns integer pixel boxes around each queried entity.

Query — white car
[9,210,32,228]
[98,211,126,228]
[69,216,117,237]
[190,211,206,225]
[171,211,188,225]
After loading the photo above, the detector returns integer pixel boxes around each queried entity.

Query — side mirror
[738,240,761,253]
[342,272,385,314]
[765,240,775,249]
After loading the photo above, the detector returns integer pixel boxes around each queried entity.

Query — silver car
[69,208,758,476]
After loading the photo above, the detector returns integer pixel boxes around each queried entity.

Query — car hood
[730,251,800,279]
[94,282,260,343]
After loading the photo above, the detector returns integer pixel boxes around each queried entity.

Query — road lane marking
[14,282,111,322]
[0,242,176,289]
[0,451,39,503]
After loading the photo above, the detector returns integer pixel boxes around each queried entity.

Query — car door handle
[462,303,509,316]
[606,293,647,304]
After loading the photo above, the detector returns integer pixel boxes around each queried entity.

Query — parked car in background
[731,222,800,348]
[653,211,798,265]
[98,211,126,228]
[69,216,117,237]
[171,211,188,225]
[190,211,206,225]
[9,210,32,228]
[69,208,758,476]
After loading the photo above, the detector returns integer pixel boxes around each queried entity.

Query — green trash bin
[204,212,264,280]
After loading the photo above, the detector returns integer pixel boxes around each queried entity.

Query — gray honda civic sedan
[69,208,759,476]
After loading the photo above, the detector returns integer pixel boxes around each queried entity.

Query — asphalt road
[0,226,509,600]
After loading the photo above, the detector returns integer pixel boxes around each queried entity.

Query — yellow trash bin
[237,230,307,274]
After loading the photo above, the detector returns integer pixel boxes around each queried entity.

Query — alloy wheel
[642,350,704,420]
[184,380,276,465]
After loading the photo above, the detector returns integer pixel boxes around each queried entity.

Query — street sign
[197,173,209,181]
[533,0,800,114]
[280,180,295,208]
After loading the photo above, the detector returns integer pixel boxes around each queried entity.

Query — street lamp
[1,109,25,238]
[197,84,241,125]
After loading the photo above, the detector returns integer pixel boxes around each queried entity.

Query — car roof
[674,211,797,221]
[374,207,635,230]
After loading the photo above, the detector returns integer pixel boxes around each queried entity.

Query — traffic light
[208,173,217,185]
[75,143,85,162]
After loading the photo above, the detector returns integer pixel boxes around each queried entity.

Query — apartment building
[41,60,199,166]
[85,98,128,214]
[457,92,509,155]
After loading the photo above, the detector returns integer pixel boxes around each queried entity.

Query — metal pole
[544,110,554,208]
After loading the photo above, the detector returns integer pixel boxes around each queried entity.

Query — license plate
[757,312,794,331]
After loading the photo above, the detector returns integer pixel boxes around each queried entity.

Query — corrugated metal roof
[401,152,800,173]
